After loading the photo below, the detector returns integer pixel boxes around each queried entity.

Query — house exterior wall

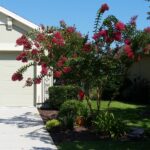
[0,8,53,106]
[128,56,150,81]
[0,12,38,106]
[0,25,26,43]
[0,52,34,106]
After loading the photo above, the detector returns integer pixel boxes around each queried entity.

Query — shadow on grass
[108,105,150,130]
[58,139,150,150]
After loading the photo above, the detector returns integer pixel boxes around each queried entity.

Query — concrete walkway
[0,107,57,150]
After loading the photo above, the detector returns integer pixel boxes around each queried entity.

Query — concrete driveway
[0,107,57,150]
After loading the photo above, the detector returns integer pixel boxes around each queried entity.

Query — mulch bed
[38,109,107,144]
[38,109,149,144]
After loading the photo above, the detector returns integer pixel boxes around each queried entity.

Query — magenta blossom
[12,73,23,81]
[100,3,109,13]
[115,22,125,31]
[144,27,150,33]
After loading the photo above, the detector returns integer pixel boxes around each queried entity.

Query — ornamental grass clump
[93,111,127,138]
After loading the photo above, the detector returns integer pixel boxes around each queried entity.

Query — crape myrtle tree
[89,4,150,110]
[12,3,150,113]
[12,22,87,84]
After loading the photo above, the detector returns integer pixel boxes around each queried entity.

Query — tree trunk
[97,85,102,112]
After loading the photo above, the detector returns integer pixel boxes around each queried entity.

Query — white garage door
[0,52,34,106]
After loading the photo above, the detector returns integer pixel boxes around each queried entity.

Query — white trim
[36,65,42,105]
[0,43,23,51]
[0,6,38,29]
[7,16,12,30]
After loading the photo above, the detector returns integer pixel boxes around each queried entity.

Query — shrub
[48,85,80,109]
[93,111,127,138]
[46,119,61,131]
[59,100,89,129]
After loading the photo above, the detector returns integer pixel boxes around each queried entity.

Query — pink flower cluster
[41,64,48,75]
[93,21,125,43]
[56,56,68,67]
[36,33,45,42]
[83,43,92,52]
[54,65,72,78]
[78,90,85,100]
[62,66,72,73]
[115,22,125,31]
[31,49,39,55]
[54,70,62,78]
[34,78,41,84]
[93,30,107,41]
[16,51,28,63]
[66,26,76,33]
[12,72,23,81]
[52,32,65,46]
[100,3,109,13]
[144,27,150,33]
[124,39,131,45]
[54,55,72,78]
[124,45,134,59]
[16,35,31,50]
[114,31,122,41]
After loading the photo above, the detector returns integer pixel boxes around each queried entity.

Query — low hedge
[47,85,80,109]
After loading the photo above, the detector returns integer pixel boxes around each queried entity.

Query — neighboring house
[0,6,53,106]
[128,55,150,81]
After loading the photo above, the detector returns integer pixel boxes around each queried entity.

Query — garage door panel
[0,96,33,106]
[0,52,34,106]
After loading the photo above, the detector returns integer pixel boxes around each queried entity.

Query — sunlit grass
[83,100,150,130]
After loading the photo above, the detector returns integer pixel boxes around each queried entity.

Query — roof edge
[0,6,39,29]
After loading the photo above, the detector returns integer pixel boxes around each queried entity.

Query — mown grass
[58,140,150,150]
[83,100,150,130]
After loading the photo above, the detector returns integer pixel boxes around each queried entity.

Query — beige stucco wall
[128,56,150,81]
[0,24,25,43]
[0,52,34,106]
[0,12,35,106]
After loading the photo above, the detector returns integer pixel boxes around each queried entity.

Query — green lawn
[57,100,150,150]
[58,140,150,150]
[84,100,150,130]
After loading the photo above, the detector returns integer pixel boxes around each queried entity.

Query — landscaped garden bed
[38,100,150,148]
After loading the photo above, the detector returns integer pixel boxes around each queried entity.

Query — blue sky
[0,0,149,38]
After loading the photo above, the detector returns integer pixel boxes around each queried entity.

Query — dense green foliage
[48,85,80,109]
[59,100,88,129]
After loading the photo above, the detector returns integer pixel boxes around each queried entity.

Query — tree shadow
[109,105,150,130]
[0,112,43,128]
[0,109,57,150]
